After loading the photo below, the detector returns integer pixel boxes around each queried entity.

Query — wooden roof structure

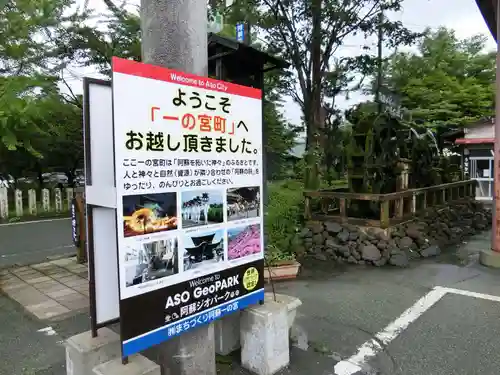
[476,0,497,40]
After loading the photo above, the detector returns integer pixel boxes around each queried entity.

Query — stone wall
[298,201,492,267]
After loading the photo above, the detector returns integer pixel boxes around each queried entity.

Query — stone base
[65,328,121,375]
[240,301,289,375]
[214,312,240,355]
[149,323,216,375]
[480,249,500,268]
[93,355,160,375]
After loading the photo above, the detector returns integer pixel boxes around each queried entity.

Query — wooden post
[0,187,8,219]
[304,196,311,220]
[411,192,416,214]
[15,189,23,217]
[28,189,37,215]
[339,198,347,223]
[396,197,404,218]
[320,198,328,215]
[422,192,427,210]
[380,200,390,228]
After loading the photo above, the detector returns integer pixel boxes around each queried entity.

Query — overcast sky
[76,0,496,127]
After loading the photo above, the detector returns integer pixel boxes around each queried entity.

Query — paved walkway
[0,257,88,320]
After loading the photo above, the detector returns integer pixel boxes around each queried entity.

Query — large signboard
[111,57,265,356]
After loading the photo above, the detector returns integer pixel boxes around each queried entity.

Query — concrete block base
[240,301,289,375]
[480,249,500,268]
[149,322,216,375]
[65,327,121,375]
[215,312,241,355]
[93,355,160,375]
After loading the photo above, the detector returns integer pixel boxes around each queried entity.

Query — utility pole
[141,0,208,76]
[139,1,215,374]
[375,11,384,114]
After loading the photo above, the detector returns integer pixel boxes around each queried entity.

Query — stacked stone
[297,201,492,267]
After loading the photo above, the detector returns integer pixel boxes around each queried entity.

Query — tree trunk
[305,0,322,190]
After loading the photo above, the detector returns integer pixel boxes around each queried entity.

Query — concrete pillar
[28,189,37,215]
[15,189,23,217]
[42,188,50,212]
[214,312,241,355]
[0,187,8,219]
[240,301,289,375]
[65,328,121,375]
[93,355,160,375]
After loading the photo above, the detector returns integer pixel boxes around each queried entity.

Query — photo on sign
[181,190,223,229]
[182,229,225,272]
[227,224,261,261]
[124,238,179,287]
[122,193,178,237]
[226,186,260,222]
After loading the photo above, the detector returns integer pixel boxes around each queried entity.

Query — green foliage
[264,180,304,264]
[207,204,223,222]
[384,27,495,132]
[0,0,86,153]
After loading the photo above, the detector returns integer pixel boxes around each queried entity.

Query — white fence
[0,187,76,219]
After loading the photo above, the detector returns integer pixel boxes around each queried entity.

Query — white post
[0,187,8,219]
[66,188,74,210]
[28,189,37,215]
[42,188,50,212]
[15,189,23,217]
[54,188,63,212]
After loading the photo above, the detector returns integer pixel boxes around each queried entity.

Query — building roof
[476,0,497,40]
[455,138,494,144]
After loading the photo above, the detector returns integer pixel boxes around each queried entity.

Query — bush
[264,180,304,264]
[264,178,348,265]
[208,204,223,222]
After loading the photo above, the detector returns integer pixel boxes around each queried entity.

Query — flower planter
[264,260,301,282]
[264,292,302,330]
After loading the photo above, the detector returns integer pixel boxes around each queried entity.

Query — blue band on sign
[122,288,265,357]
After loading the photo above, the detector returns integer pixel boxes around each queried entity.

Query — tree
[0,0,88,153]
[0,91,84,188]
[221,1,419,188]
[64,0,298,180]
[384,28,495,137]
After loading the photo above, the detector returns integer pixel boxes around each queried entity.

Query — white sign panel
[83,79,120,325]
[111,57,265,356]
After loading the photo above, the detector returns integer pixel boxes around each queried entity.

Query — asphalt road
[0,218,74,268]
[1,230,500,375]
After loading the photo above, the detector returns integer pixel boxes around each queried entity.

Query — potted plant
[264,245,301,282]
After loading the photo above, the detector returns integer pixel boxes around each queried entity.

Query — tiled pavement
[0,257,89,321]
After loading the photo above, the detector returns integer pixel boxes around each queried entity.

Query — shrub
[264,180,304,264]
[208,204,223,222]
[264,178,348,264]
